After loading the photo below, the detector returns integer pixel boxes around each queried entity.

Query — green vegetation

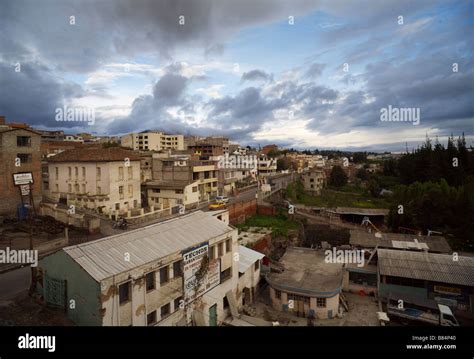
[328,165,348,187]
[236,213,300,238]
[388,179,474,251]
[285,180,391,209]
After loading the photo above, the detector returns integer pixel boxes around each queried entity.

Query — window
[175,189,184,194]
[192,186,197,193]
[128,184,133,197]
[96,167,101,180]
[55,167,59,180]
[317,297,326,308]
[160,266,169,285]
[218,242,223,257]
[128,167,133,179]
[173,261,182,278]
[17,153,32,164]
[225,239,231,253]
[55,184,59,192]
[310,178,314,183]
[119,166,124,180]
[223,297,229,310]
[119,282,131,304]
[115,203,120,210]
[119,186,124,199]
[82,167,86,178]
[209,246,215,260]
[147,311,156,326]
[174,296,183,311]
[75,167,78,177]
[68,167,72,179]
[97,186,101,195]
[146,272,155,291]
[275,289,281,300]
[153,188,160,193]
[68,184,72,193]
[254,260,260,271]
[17,136,31,147]
[81,184,86,193]
[220,268,231,283]
[161,303,170,318]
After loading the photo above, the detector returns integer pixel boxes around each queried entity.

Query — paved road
[0,266,31,302]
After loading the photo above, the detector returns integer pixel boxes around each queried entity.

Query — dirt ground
[253,289,380,326]
[0,291,73,326]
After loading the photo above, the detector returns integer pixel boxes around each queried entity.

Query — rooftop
[238,245,265,274]
[266,247,343,296]
[377,249,474,286]
[330,207,389,216]
[146,180,193,189]
[62,211,234,282]
[350,230,451,253]
[47,147,141,162]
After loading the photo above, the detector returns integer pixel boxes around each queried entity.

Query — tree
[356,168,369,181]
[368,178,381,197]
[329,166,348,187]
[352,152,367,163]
[277,158,291,171]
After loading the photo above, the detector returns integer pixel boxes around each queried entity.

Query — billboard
[182,243,220,305]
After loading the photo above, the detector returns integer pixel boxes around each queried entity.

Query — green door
[209,304,217,326]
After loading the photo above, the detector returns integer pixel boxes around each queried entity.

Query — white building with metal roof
[37,210,257,326]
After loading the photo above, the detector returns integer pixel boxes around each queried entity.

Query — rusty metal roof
[63,211,233,282]
[377,249,474,286]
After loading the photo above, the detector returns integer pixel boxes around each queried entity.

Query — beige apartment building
[46,147,141,215]
[302,169,326,195]
[147,152,218,208]
[121,131,184,151]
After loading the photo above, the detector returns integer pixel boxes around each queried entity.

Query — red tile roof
[48,147,141,162]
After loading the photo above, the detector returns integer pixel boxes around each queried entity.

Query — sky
[0,0,473,151]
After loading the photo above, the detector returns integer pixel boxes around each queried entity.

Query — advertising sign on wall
[182,242,220,305]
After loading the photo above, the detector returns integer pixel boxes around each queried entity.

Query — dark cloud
[241,70,272,82]
[305,63,325,78]
[0,61,84,128]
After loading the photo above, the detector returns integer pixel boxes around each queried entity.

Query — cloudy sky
[0,0,473,151]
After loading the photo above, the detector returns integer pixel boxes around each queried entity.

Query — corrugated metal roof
[333,207,389,216]
[350,230,451,253]
[238,245,265,273]
[378,249,474,286]
[63,211,233,282]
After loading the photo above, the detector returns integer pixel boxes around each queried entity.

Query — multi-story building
[302,169,326,194]
[37,210,265,326]
[38,130,65,141]
[46,147,141,215]
[257,154,277,177]
[0,116,42,215]
[121,131,184,151]
[147,152,218,208]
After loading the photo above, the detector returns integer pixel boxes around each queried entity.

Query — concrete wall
[228,199,257,225]
[38,250,102,325]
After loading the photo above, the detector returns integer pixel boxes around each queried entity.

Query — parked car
[209,201,227,210]
[215,195,229,203]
